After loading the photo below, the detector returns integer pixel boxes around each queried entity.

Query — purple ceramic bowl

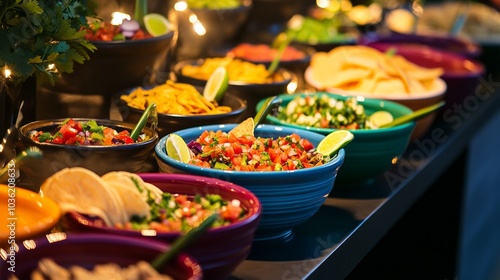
[0,233,202,280]
[359,32,481,58]
[63,173,262,280]
[364,42,485,108]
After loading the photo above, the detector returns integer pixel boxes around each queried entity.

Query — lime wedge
[143,13,172,37]
[203,66,229,102]
[316,130,354,157]
[368,110,394,129]
[166,133,191,163]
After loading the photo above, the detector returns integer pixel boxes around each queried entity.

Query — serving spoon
[379,101,445,128]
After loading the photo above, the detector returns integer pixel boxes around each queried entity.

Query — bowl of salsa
[154,124,346,242]
[17,118,158,189]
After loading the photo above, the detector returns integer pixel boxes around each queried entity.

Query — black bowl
[42,32,175,96]
[173,59,295,119]
[114,87,247,138]
[17,118,158,190]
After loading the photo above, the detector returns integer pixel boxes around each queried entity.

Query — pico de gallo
[186,130,326,171]
[29,118,148,145]
[117,192,246,233]
[275,95,370,129]
[84,20,152,41]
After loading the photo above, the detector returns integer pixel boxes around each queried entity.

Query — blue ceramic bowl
[155,124,345,241]
[256,93,416,185]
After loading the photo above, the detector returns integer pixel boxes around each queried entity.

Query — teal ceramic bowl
[155,124,345,242]
[256,93,415,184]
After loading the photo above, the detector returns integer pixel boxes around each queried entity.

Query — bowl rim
[304,67,448,101]
[257,93,416,135]
[363,42,486,78]
[65,173,263,237]
[189,0,252,11]
[173,58,294,87]
[89,31,175,47]
[4,232,202,278]
[360,31,482,57]
[18,118,158,149]
[223,42,314,65]
[115,86,247,119]
[155,123,346,177]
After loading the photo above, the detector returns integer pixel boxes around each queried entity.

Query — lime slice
[203,66,229,102]
[143,13,172,37]
[166,133,191,163]
[316,130,354,157]
[368,111,394,128]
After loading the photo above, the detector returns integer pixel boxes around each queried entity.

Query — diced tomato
[51,136,63,144]
[59,124,79,143]
[116,134,134,144]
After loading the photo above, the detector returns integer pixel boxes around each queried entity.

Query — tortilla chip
[373,78,408,94]
[229,117,254,137]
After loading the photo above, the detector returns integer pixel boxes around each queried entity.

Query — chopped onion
[121,19,140,31]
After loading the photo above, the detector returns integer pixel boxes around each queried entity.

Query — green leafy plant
[0,0,98,86]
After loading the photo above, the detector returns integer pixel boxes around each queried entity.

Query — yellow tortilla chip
[229,117,255,137]
[373,78,408,94]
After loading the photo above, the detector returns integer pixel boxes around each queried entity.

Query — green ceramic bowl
[256,92,416,184]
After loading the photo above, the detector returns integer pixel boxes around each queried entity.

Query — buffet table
[230,76,500,279]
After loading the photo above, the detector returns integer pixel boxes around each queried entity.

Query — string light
[111,12,131,25]
[3,66,11,78]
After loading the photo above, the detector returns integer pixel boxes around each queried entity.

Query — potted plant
[0,0,98,138]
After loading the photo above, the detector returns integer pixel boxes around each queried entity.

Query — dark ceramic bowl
[173,59,295,119]
[63,173,262,280]
[115,86,247,138]
[364,42,485,109]
[0,233,202,280]
[155,124,345,242]
[43,32,175,95]
[256,93,415,184]
[17,118,158,189]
